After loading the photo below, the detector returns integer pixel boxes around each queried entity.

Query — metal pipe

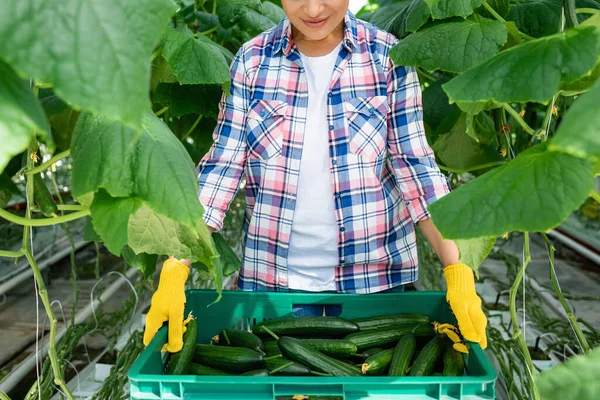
[0,267,139,394]
[548,229,600,266]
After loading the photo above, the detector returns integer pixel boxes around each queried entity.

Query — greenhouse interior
[1,0,599,399]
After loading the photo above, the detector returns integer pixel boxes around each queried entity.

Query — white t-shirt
[287,42,343,291]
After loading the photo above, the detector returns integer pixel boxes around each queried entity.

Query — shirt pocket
[344,96,388,159]
[246,99,289,161]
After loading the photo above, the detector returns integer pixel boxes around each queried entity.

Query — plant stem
[151,47,162,62]
[201,25,220,35]
[416,68,437,83]
[540,95,558,142]
[483,2,535,41]
[25,150,70,175]
[590,190,600,203]
[181,114,203,142]
[57,204,87,211]
[0,249,23,257]
[212,0,217,14]
[438,160,506,174]
[0,392,11,400]
[576,7,600,14]
[564,0,579,28]
[509,233,540,400]
[0,207,90,226]
[154,106,168,117]
[541,233,591,354]
[502,104,536,135]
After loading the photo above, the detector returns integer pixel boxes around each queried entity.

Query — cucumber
[265,357,310,376]
[278,337,361,376]
[33,174,57,217]
[443,342,465,376]
[253,317,359,338]
[301,339,358,358]
[345,325,434,351]
[409,336,445,376]
[361,348,395,375]
[241,369,270,376]
[189,362,229,375]
[194,344,264,372]
[361,347,385,359]
[388,333,416,376]
[217,329,264,353]
[165,319,197,375]
[264,340,281,357]
[351,314,430,331]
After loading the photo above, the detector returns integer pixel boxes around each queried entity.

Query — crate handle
[292,304,343,317]
[273,383,345,399]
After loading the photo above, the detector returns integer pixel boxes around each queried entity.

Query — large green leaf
[385,0,430,39]
[261,1,286,24]
[0,0,176,129]
[0,60,50,174]
[390,15,507,73]
[369,2,412,31]
[154,83,222,119]
[193,232,241,278]
[550,80,600,160]
[217,0,263,28]
[90,190,142,255]
[560,62,600,95]
[422,78,460,135]
[121,246,158,279]
[537,346,600,400]
[432,114,503,170]
[428,143,595,239]
[456,237,496,277]
[239,9,276,37]
[0,173,21,208]
[506,0,561,38]
[477,0,510,18]
[425,0,485,19]
[442,24,599,111]
[71,110,203,231]
[128,205,215,267]
[162,26,230,85]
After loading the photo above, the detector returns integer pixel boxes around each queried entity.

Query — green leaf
[83,216,102,242]
[442,24,599,111]
[456,237,496,277]
[560,62,600,95]
[0,60,50,174]
[154,83,222,118]
[477,0,510,18]
[537,346,600,400]
[0,172,21,208]
[502,21,522,49]
[71,110,203,231]
[390,15,507,73]
[194,11,220,31]
[193,232,241,278]
[90,190,142,255]
[550,80,600,160]
[424,0,485,19]
[240,9,276,36]
[465,112,497,144]
[151,56,179,93]
[428,143,596,239]
[432,113,503,170]
[370,1,412,32]
[127,205,215,267]
[385,0,431,39]
[121,246,158,279]
[48,106,80,153]
[162,26,231,85]
[422,78,460,134]
[217,0,263,28]
[261,1,286,24]
[0,0,177,129]
[506,0,561,39]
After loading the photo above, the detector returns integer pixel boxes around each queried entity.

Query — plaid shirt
[197,10,451,293]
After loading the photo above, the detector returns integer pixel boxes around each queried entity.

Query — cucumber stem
[269,361,294,374]
[0,249,23,258]
[223,330,231,345]
[263,354,283,361]
[25,149,70,175]
[261,326,280,340]
[310,371,332,376]
[0,207,90,226]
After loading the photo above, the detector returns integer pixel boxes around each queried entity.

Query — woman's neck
[292,21,344,57]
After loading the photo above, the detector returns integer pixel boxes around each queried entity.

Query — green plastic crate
[129,290,496,399]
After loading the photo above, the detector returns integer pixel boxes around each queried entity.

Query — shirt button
[329,125,335,131]
[369,107,374,113]
[260,111,265,116]
[335,193,340,198]
[332,159,337,165]
[340,259,345,264]
[340,227,345,232]
[328,93,332,97]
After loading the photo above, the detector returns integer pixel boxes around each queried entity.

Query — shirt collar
[273,9,359,56]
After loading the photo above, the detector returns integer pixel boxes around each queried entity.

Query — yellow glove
[143,258,190,352]
[443,263,488,349]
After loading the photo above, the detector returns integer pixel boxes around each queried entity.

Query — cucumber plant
[0,0,599,399]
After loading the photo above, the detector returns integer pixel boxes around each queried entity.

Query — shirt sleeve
[196,47,249,231]
[386,59,451,224]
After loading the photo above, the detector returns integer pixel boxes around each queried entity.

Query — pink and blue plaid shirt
[197,10,451,293]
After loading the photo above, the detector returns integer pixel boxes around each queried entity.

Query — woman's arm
[416,218,459,267]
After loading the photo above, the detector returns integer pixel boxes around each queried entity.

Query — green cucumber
[345,325,434,351]
[194,344,264,372]
[388,333,416,376]
[217,329,264,353]
[409,336,445,376]
[253,317,359,338]
[301,339,358,358]
[241,369,270,376]
[265,357,310,376]
[278,337,361,376]
[361,348,384,359]
[352,314,430,331]
[165,319,198,375]
[33,174,58,217]
[264,340,281,357]
[442,342,465,376]
[189,362,229,375]
[361,348,394,375]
